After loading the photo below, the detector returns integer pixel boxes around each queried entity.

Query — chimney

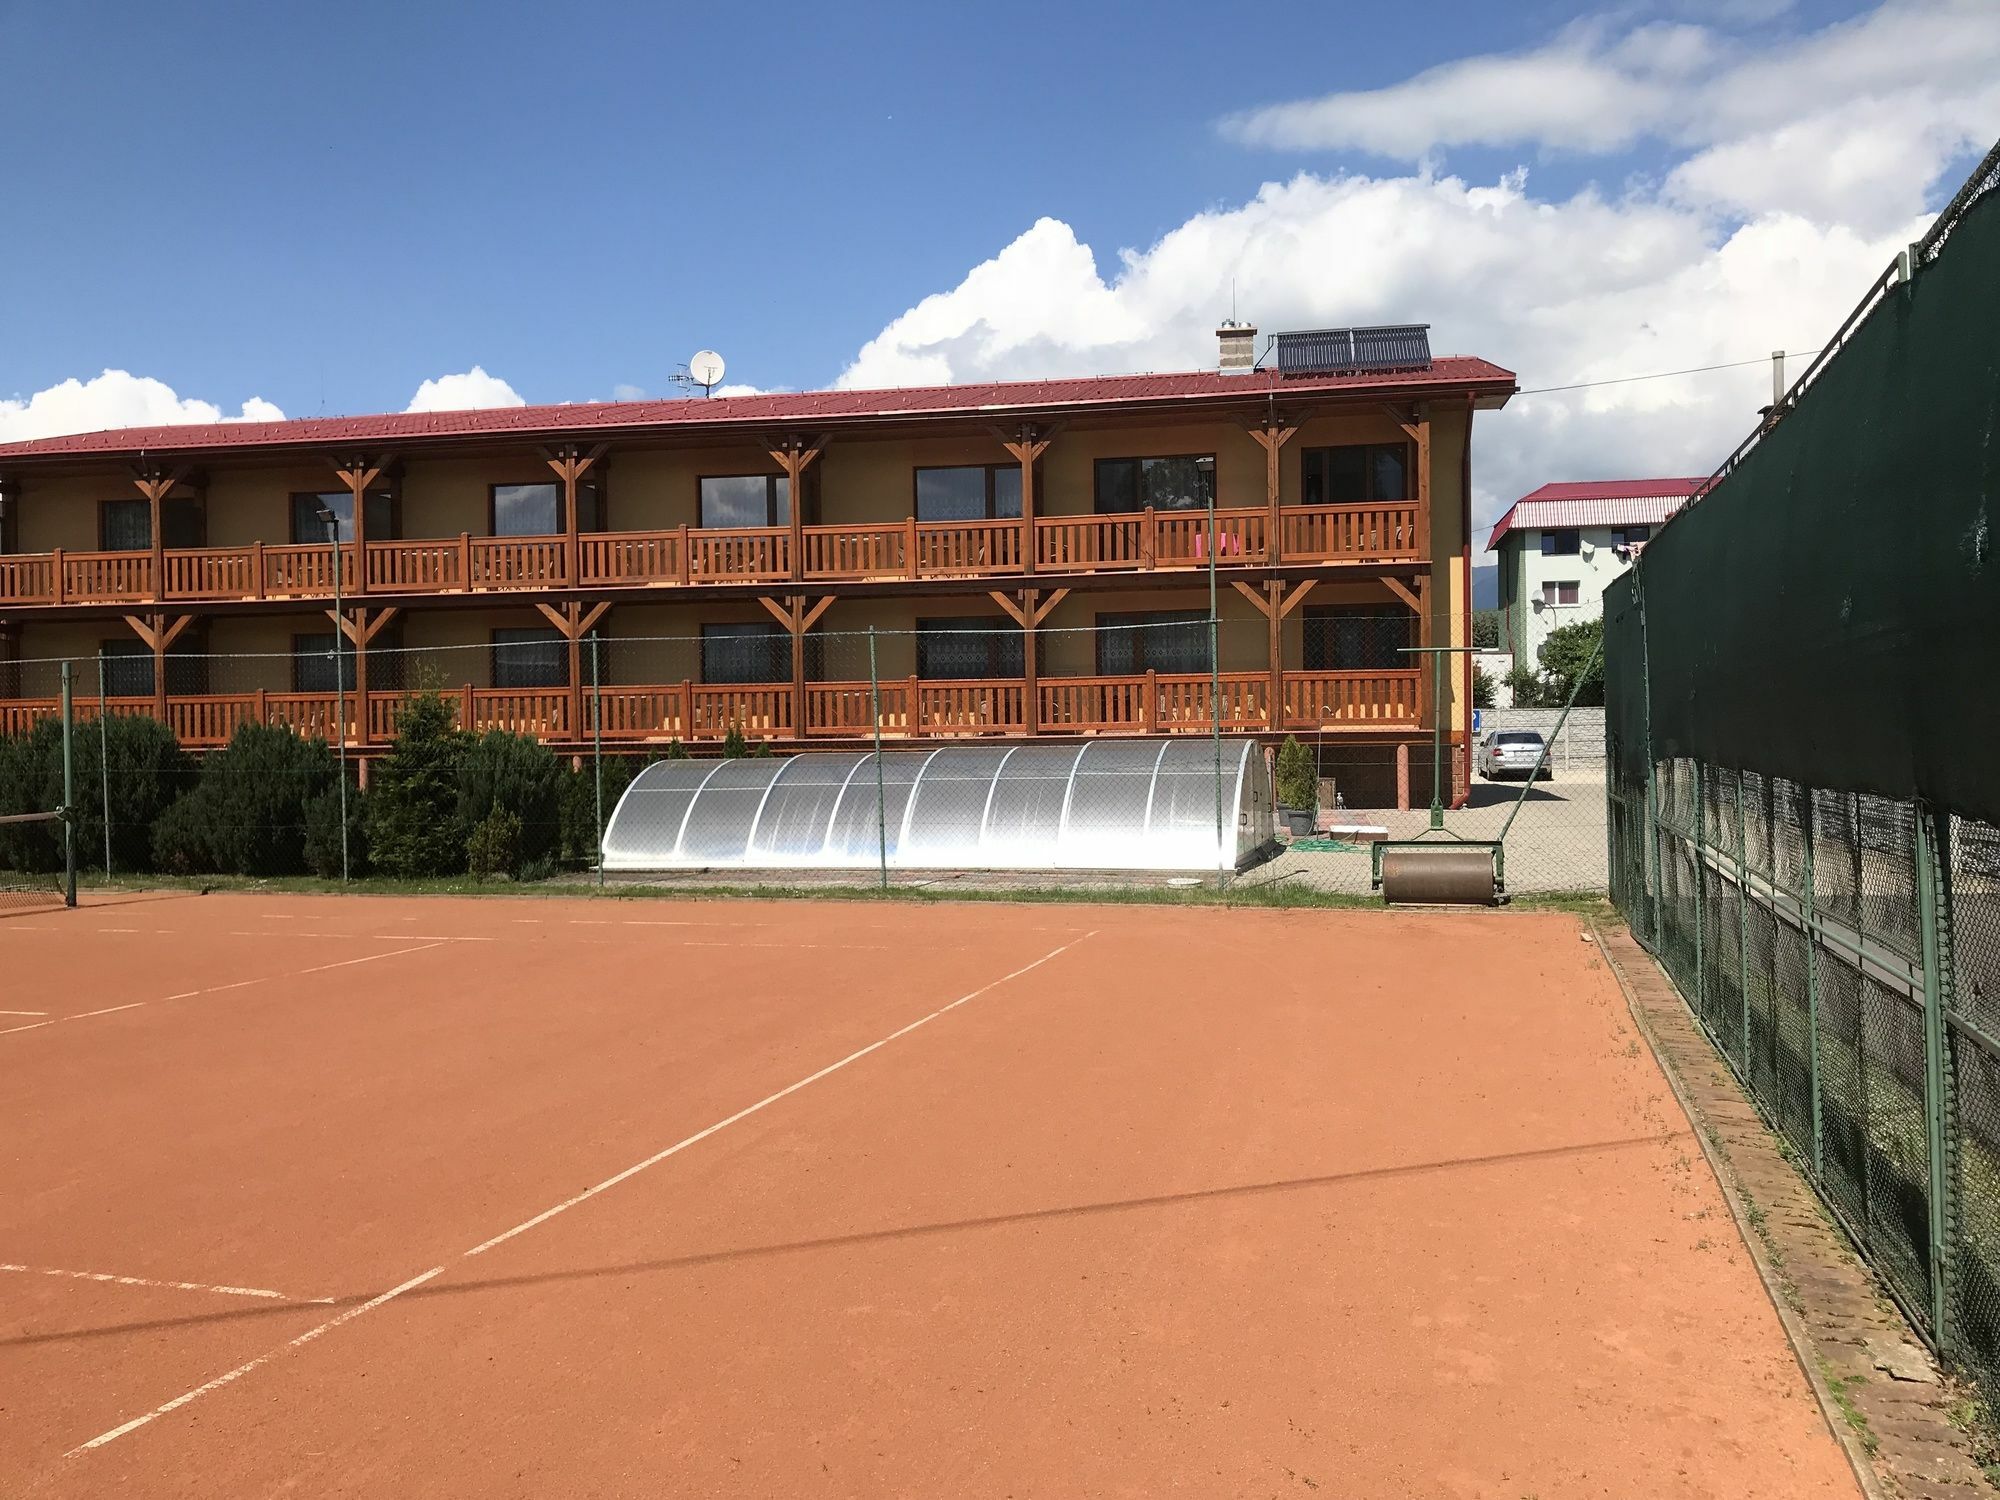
[1216,321,1257,375]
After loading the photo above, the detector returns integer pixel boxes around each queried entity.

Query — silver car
[1478,729,1553,780]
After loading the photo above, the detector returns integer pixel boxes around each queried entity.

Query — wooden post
[544,444,606,589]
[765,435,827,584]
[1246,420,1297,565]
[330,605,400,749]
[998,424,1056,577]
[125,612,193,728]
[331,459,384,596]
[1396,743,1411,810]
[131,467,189,604]
[1383,574,1427,731]
[990,586,1066,740]
[1235,578,1315,734]
[536,599,609,745]
[758,593,831,749]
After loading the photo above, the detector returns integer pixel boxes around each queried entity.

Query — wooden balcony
[0,502,1422,610]
[0,670,1421,751]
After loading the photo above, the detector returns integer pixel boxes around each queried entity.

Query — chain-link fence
[0,612,1613,897]
[1606,136,2000,1397]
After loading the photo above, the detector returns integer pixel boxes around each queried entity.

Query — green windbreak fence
[1607,140,2000,1397]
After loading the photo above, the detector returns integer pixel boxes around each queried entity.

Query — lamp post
[317,507,350,882]
[1208,487,1225,888]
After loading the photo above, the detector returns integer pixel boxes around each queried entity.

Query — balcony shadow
[3,1129,1683,1352]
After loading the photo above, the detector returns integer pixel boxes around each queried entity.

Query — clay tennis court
[3,892,1855,1498]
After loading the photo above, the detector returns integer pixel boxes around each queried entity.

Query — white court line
[0,1009,46,1016]
[69,1267,447,1455]
[1,1263,330,1304]
[68,930,1097,1454]
[5,942,448,1041]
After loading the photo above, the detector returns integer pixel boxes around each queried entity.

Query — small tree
[1538,618,1605,707]
[368,692,470,877]
[466,807,523,880]
[457,731,564,872]
[304,785,368,878]
[0,714,194,873]
[1275,735,1318,810]
[203,722,342,876]
[1472,609,1501,651]
[663,739,690,761]
[721,724,747,759]
[1472,666,1496,710]
[1503,664,1548,709]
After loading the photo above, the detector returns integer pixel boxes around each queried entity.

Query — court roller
[1378,845,1500,906]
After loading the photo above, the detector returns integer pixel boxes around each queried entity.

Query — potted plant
[1275,736,1318,837]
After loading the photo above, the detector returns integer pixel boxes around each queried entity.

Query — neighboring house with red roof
[1485,479,1701,671]
[0,324,1516,808]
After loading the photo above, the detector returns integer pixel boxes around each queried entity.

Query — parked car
[1478,729,1553,781]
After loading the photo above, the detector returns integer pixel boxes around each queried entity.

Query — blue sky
[3,0,1989,518]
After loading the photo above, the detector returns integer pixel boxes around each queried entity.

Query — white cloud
[709,383,768,399]
[0,369,286,443]
[840,0,1990,530]
[1224,0,2000,232]
[404,366,526,413]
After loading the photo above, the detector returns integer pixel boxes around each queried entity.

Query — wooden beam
[1276,578,1318,618]
[1028,586,1069,626]
[534,601,573,635]
[987,591,1028,629]
[121,614,160,651]
[757,594,798,632]
[1231,579,1275,619]
[330,457,385,596]
[996,423,1059,577]
[159,614,195,650]
[1382,576,1422,615]
[799,594,836,633]
[575,600,611,638]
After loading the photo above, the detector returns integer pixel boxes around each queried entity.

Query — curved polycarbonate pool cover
[601,739,1275,873]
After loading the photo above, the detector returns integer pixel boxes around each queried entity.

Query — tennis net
[0,810,72,915]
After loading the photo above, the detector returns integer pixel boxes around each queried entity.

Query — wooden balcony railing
[1278,503,1420,562]
[0,668,1423,751]
[0,501,1422,609]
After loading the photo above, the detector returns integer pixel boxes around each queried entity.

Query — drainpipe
[1458,394,1474,809]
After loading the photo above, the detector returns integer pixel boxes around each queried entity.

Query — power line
[1514,350,1825,397]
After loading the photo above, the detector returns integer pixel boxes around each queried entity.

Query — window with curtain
[292,632,356,693]
[98,640,153,697]
[1092,456,1215,514]
[1299,444,1409,505]
[1093,610,1212,675]
[491,483,561,537]
[492,627,568,689]
[916,618,1025,680]
[699,475,789,529]
[290,491,393,544]
[1302,606,1415,672]
[700,623,791,684]
[914,465,1023,522]
[1541,580,1580,606]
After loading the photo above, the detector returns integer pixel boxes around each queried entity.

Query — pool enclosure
[600,739,1274,874]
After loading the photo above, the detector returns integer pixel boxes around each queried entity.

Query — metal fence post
[60,662,76,908]
[1693,761,1708,1024]
[97,650,111,878]
[868,626,887,891]
[1914,801,1955,1354]
[590,633,605,890]
[1738,771,1752,1074]
[1801,786,1825,1179]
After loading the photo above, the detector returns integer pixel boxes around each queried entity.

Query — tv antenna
[671,349,727,398]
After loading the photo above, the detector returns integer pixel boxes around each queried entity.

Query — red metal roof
[0,360,1516,464]
[1485,478,1703,550]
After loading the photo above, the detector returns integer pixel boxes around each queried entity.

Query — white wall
[1511,528,1639,667]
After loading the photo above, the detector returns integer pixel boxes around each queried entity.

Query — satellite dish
[688,350,726,393]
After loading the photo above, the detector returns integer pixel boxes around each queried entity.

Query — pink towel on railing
[1191,532,1245,559]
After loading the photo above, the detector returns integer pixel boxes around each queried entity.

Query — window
[915,465,1022,522]
[99,640,154,697]
[491,483,560,537]
[701,623,791,684]
[1093,455,1214,514]
[292,633,355,694]
[290,491,393,544]
[100,497,202,551]
[1302,606,1414,672]
[916,618,1025,680]
[1094,611,1212,675]
[1614,525,1651,546]
[699,474,789,529]
[1540,529,1581,556]
[492,627,568,689]
[1541,581,1580,606]
[1299,444,1408,505]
